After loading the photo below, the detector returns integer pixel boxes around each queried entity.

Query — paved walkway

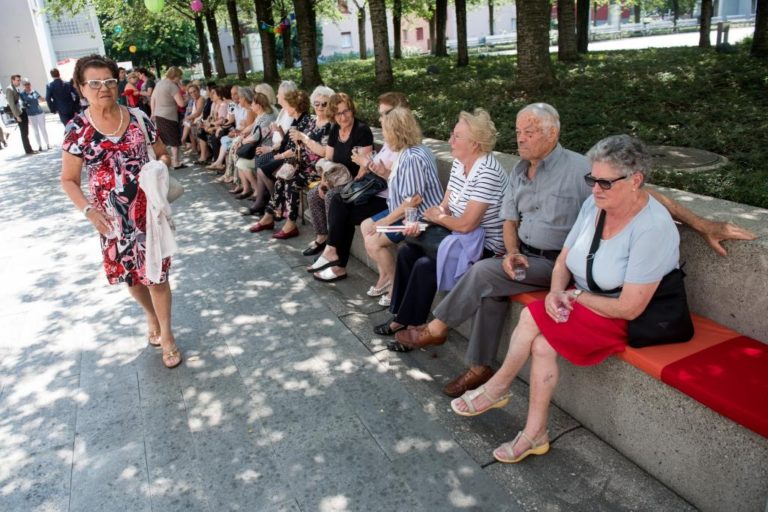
[0,117,694,511]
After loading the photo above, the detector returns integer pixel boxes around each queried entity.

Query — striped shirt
[446,153,509,254]
[387,145,444,214]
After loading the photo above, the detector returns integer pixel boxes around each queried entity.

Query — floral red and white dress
[63,108,171,286]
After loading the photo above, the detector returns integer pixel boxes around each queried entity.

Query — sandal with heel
[493,431,550,463]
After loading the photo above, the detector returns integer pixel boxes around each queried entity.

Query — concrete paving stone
[0,451,72,511]
[0,389,77,455]
[191,429,294,511]
[391,447,522,512]
[339,310,397,353]
[136,351,186,406]
[69,441,151,512]
[485,427,697,512]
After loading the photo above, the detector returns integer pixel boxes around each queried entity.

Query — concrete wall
[343,129,768,512]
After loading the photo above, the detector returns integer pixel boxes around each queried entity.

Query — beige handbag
[316,158,352,188]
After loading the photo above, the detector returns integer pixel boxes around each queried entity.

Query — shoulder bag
[586,209,694,348]
[340,173,387,205]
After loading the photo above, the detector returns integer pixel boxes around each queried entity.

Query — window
[227,46,233,62]
[416,27,424,41]
[402,29,408,42]
[341,32,353,49]
[47,13,94,37]
[55,48,100,61]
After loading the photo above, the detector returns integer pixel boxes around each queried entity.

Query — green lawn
[271,45,768,208]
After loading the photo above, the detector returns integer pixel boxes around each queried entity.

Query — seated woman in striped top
[377,109,510,350]
[358,107,444,307]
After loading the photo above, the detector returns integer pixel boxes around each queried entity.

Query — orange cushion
[616,315,740,380]
[661,336,768,438]
[509,290,548,306]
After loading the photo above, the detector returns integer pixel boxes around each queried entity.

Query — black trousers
[327,193,387,268]
[18,111,33,154]
[390,244,437,327]
[58,111,75,126]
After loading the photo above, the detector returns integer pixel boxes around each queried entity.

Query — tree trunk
[456,0,469,66]
[576,0,590,53]
[488,0,495,35]
[699,0,713,47]
[672,0,680,31]
[634,4,641,23]
[226,0,247,79]
[280,9,294,68]
[254,0,280,84]
[435,0,448,57]
[368,0,394,86]
[357,4,368,59]
[293,0,322,89]
[204,8,227,78]
[393,0,402,59]
[557,0,579,61]
[429,6,436,54]
[517,0,555,91]
[753,0,768,58]
[194,14,212,79]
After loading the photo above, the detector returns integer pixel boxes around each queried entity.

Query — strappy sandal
[162,347,183,369]
[148,331,161,347]
[450,384,512,417]
[493,431,550,464]
[373,316,405,336]
[366,281,391,297]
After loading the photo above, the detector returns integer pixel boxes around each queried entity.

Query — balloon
[144,0,165,13]
[260,22,268,30]
[290,13,296,21]
[129,45,137,53]
[190,0,203,12]
[115,25,123,34]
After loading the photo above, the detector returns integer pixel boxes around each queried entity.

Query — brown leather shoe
[395,325,447,349]
[442,366,495,398]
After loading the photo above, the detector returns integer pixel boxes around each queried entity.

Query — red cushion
[661,336,768,438]
[509,290,548,305]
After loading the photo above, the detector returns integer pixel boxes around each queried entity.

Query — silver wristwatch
[82,205,94,218]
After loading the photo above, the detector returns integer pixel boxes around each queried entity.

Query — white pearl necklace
[87,106,124,137]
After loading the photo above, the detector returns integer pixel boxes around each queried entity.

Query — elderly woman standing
[20,78,50,151]
[359,107,443,305]
[151,67,186,169]
[60,55,181,369]
[450,135,682,464]
[380,109,508,342]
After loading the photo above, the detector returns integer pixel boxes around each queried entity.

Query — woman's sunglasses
[583,173,628,190]
[313,101,328,108]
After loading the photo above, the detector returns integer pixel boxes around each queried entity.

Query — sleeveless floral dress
[63,108,171,286]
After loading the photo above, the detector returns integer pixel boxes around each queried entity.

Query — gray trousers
[432,255,555,367]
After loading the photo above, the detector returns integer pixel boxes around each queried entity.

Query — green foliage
[266,46,768,207]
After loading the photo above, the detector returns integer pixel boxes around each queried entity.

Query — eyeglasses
[313,101,328,108]
[334,108,352,118]
[583,173,628,190]
[83,78,119,90]
[449,131,468,141]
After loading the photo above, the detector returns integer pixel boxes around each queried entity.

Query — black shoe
[235,192,253,200]
[373,316,406,336]
[302,240,326,256]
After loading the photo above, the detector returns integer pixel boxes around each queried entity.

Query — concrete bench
[340,129,768,511]
[446,37,483,50]
[484,33,516,47]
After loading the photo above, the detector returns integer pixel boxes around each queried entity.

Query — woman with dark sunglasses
[450,135,681,465]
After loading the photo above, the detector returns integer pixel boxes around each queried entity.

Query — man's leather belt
[520,242,561,261]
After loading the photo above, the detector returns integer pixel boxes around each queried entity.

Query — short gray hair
[278,80,297,95]
[310,85,335,104]
[517,102,560,132]
[253,83,276,105]
[238,86,254,103]
[587,134,652,184]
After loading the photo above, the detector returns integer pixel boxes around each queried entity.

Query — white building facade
[0,0,105,91]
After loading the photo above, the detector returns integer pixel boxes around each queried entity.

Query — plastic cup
[404,207,419,228]
[558,306,570,323]
[513,264,526,281]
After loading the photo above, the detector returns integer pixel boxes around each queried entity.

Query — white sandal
[450,384,511,417]
[366,281,391,297]
[493,431,550,463]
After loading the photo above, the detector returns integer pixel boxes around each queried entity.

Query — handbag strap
[133,108,156,161]
[586,209,622,294]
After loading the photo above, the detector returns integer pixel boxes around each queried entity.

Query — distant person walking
[20,78,50,151]
[5,74,35,154]
[46,68,79,125]
[150,67,187,169]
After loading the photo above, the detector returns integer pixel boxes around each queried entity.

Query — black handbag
[586,209,694,348]
[236,142,258,159]
[405,224,452,260]
[340,173,387,205]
